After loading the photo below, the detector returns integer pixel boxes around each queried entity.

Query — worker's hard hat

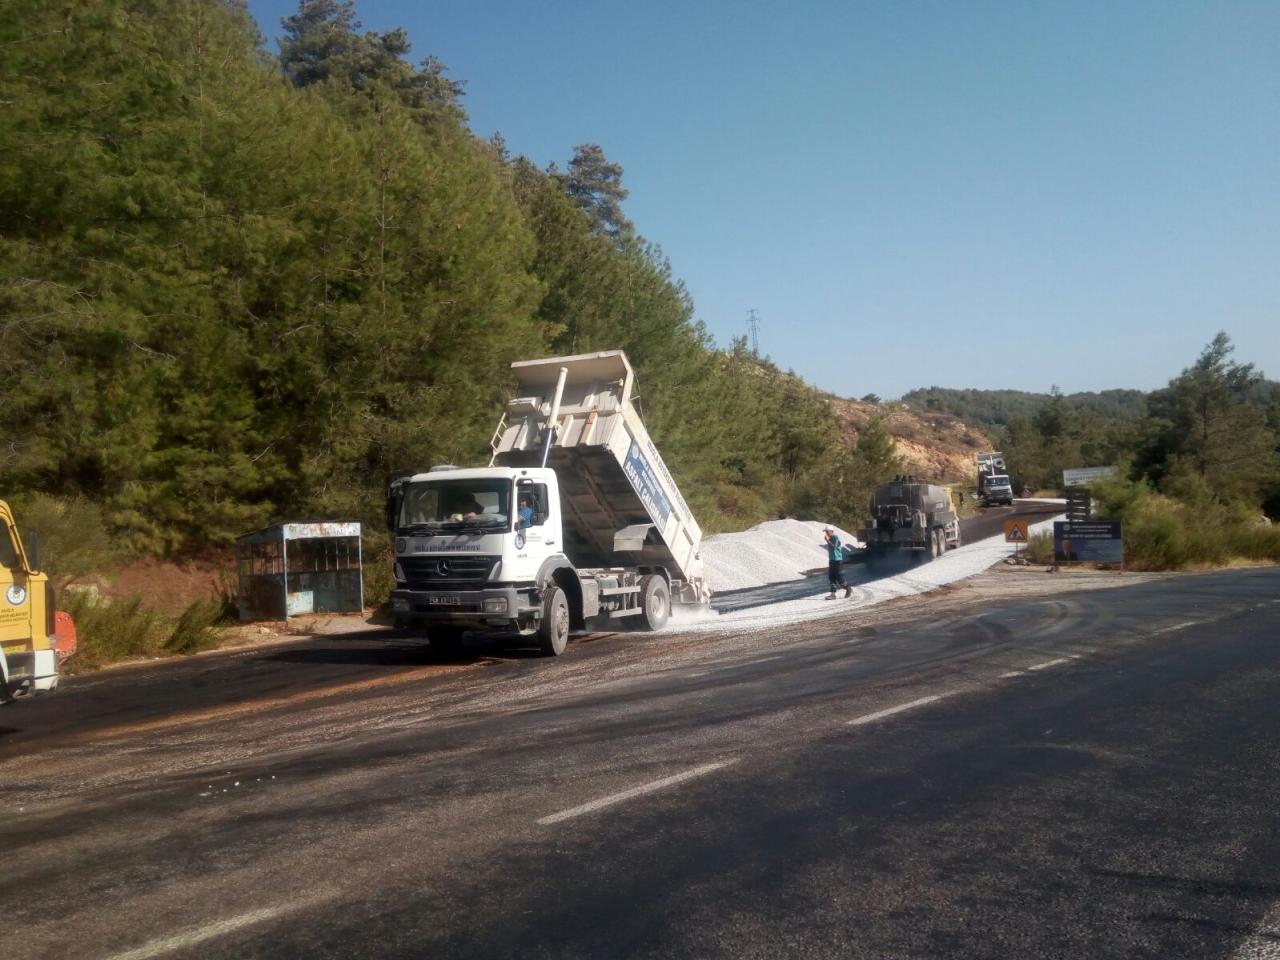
[822,526,834,533]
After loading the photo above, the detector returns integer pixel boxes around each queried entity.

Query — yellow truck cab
[0,500,60,700]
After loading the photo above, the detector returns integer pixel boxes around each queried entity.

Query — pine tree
[561,144,634,245]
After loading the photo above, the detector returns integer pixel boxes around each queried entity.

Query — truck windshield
[398,479,512,533]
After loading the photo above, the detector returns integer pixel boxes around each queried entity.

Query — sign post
[1004,518,1030,560]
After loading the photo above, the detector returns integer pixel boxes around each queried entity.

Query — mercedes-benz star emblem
[436,559,451,576]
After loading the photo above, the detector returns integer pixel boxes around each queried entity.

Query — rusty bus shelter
[235,522,363,621]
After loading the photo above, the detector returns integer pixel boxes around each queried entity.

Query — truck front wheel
[538,585,570,656]
[638,575,670,631]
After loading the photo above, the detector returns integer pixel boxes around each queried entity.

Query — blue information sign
[1053,521,1123,564]
[623,441,673,529]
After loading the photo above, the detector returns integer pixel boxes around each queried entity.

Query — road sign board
[1004,519,1030,543]
[1063,466,1118,487]
[1053,521,1123,564]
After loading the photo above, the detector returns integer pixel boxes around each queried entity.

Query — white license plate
[428,595,461,606]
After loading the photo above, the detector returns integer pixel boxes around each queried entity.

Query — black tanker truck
[858,476,960,568]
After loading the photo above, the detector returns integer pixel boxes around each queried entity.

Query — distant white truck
[387,351,709,656]
[976,452,1014,506]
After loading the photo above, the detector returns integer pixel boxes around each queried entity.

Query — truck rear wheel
[638,575,670,631]
[537,585,570,656]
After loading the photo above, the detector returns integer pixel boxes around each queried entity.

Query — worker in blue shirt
[517,495,534,529]
[823,527,852,599]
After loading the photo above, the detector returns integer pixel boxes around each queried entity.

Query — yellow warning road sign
[1004,519,1030,543]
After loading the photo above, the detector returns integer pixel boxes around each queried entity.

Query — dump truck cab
[0,500,60,701]
[387,464,565,634]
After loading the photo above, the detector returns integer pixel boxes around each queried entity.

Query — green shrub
[164,598,225,655]
[63,592,166,670]
[362,551,395,609]
[1091,477,1280,570]
[62,592,231,670]
[1024,532,1054,565]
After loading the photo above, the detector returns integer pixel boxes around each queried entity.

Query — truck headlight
[391,597,410,612]
[484,597,508,614]
[395,538,408,554]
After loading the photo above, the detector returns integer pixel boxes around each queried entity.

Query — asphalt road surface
[4,525,1279,958]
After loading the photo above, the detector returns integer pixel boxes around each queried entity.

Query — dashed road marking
[1001,656,1079,678]
[537,760,738,826]
[1155,621,1198,634]
[847,695,946,727]
[103,902,315,960]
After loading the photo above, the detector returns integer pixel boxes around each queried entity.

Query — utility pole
[747,309,761,357]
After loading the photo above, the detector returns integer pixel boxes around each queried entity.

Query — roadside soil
[87,555,232,615]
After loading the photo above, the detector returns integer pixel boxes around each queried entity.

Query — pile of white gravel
[700,518,863,593]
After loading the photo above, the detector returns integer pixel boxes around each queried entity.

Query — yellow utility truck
[1,500,68,701]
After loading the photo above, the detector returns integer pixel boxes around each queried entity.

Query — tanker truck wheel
[638,575,670,631]
[537,585,570,656]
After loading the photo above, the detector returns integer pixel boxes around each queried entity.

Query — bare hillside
[828,397,993,484]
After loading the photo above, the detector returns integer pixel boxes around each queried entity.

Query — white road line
[1156,621,1198,634]
[846,695,945,727]
[1229,900,1280,959]
[103,904,304,960]
[1002,656,1080,678]
[537,760,738,826]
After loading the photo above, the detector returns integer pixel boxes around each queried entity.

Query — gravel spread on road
[685,516,1062,633]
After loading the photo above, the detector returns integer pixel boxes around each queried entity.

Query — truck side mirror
[25,530,41,573]
[386,479,406,532]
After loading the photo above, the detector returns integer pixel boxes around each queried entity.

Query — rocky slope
[829,396,993,484]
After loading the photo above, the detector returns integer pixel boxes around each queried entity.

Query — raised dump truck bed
[491,351,707,604]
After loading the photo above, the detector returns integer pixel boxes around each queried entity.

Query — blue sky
[246,1,1279,399]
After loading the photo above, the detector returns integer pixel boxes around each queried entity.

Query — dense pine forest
[901,386,1151,428]
[1,0,900,555]
[904,340,1280,520]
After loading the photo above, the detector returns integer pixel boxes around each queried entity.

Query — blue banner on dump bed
[623,441,672,529]
[1054,521,1123,564]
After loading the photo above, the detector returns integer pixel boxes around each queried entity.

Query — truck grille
[400,555,498,590]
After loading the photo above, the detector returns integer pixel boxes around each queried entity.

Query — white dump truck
[976,451,1014,506]
[387,351,709,656]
